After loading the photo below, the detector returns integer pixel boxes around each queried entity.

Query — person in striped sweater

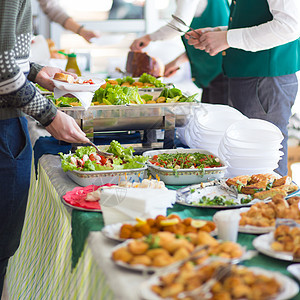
[0,1,90,295]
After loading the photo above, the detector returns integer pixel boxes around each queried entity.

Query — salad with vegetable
[47,94,82,107]
[104,73,165,88]
[92,84,144,105]
[59,140,148,172]
[149,152,223,170]
[191,195,251,207]
[157,88,198,103]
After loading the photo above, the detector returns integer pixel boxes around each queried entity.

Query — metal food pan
[59,102,199,132]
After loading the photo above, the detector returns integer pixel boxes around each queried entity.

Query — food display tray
[59,102,199,143]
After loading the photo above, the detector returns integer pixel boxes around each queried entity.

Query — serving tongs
[88,141,113,158]
[171,14,201,37]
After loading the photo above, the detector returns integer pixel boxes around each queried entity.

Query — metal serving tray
[59,102,199,139]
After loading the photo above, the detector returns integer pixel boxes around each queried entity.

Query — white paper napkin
[53,88,93,109]
[100,188,176,225]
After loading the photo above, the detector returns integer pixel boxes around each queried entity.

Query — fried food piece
[197,231,219,246]
[293,246,300,258]
[183,217,193,226]
[130,231,144,239]
[112,248,133,263]
[249,173,277,184]
[163,238,194,254]
[173,247,190,261]
[136,223,151,236]
[253,188,287,200]
[277,184,298,193]
[271,241,284,251]
[159,283,184,298]
[241,180,269,195]
[226,175,250,187]
[152,254,175,267]
[287,196,300,205]
[185,233,198,245]
[119,224,135,239]
[146,218,156,227]
[145,248,169,259]
[128,240,149,255]
[129,255,152,266]
[272,175,292,187]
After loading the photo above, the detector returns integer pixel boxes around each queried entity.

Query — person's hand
[164,60,180,77]
[186,30,229,56]
[130,34,151,51]
[80,28,100,43]
[45,110,90,144]
[35,67,77,91]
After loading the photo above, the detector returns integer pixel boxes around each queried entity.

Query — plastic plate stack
[184,104,247,155]
[218,119,284,177]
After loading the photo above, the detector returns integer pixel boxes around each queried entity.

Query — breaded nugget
[112,248,133,263]
[129,255,152,266]
[128,240,149,255]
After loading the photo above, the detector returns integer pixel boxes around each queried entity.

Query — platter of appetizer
[102,214,217,242]
[253,224,300,262]
[176,173,299,209]
[139,261,299,300]
[238,194,300,234]
[111,231,245,273]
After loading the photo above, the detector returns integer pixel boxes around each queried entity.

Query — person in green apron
[130,0,230,104]
[186,0,300,176]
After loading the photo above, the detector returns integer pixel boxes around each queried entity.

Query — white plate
[143,149,227,185]
[102,220,218,242]
[102,221,136,242]
[139,266,299,300]
[253,232,300,262]
[176,183,255,209]
[52,77,105,92]
[288,264,300,281]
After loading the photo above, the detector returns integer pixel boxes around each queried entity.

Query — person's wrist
[77,25,84,35]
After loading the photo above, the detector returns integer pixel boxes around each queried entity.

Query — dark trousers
[201,73,229,105]
[228,74,298,176]
[0,117,32,295]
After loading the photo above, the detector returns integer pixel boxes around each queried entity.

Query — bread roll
[53,72,74,83]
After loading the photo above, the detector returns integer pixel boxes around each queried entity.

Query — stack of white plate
[218,119,284,176]
[184,104,247,155]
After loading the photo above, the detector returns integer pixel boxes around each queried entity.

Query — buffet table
[6,154,300,300]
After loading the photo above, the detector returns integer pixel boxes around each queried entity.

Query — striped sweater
[0,0,57,126]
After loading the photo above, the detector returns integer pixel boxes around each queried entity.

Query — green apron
[181,0,230,88]
[223,0,300,77]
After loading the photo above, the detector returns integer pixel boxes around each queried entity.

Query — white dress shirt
[149,0,207,41]
[227,0,300,52]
